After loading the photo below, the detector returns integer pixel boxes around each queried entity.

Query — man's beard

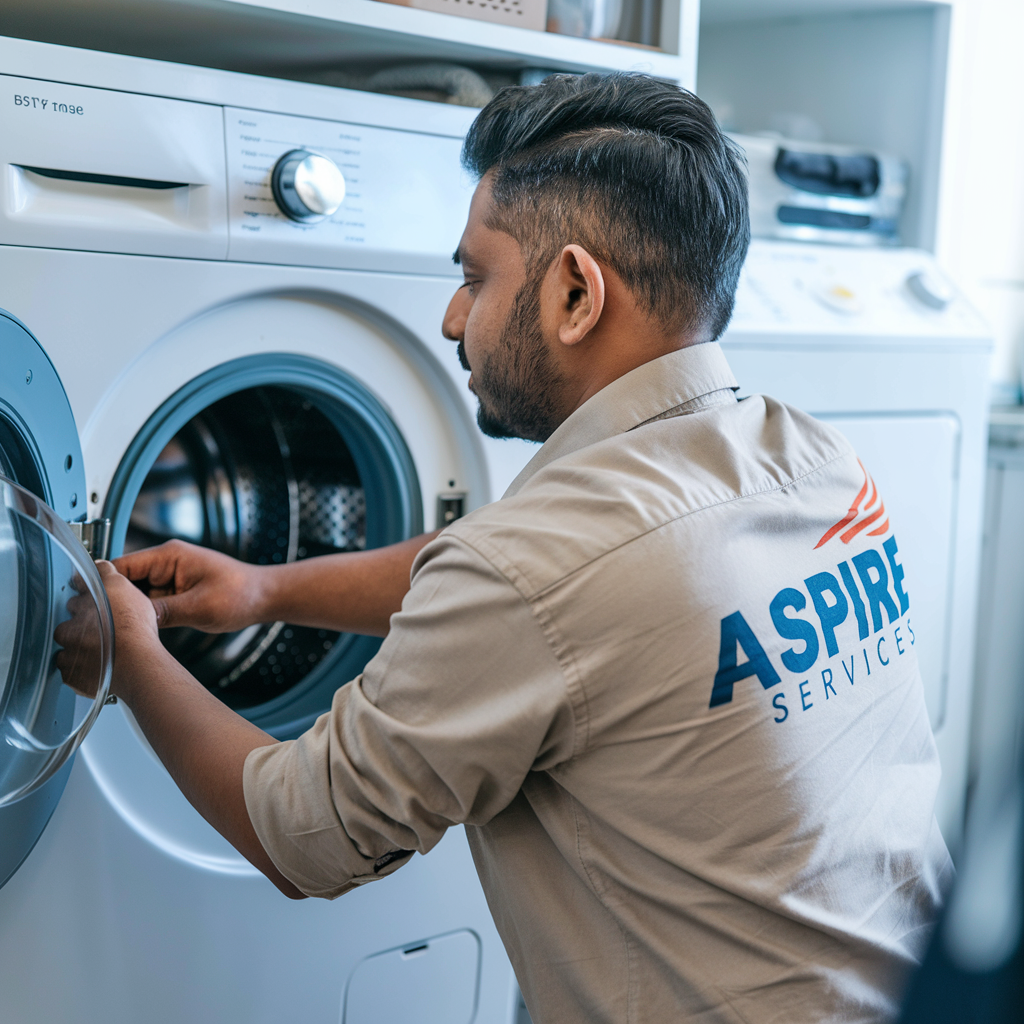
[460,279,569,443]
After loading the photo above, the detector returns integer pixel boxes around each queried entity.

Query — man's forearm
[255,531,440,637]
[122,649,305,899]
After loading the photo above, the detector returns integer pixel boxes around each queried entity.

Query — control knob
[271,149,346,223]
[905,269,953,311]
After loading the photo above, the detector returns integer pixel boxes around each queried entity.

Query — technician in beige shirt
[69,73,951,1022]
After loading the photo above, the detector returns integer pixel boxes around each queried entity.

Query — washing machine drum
[117,372,417,732]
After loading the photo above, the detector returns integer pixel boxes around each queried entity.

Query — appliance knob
[906,269,953,311]
[271,149,346,223]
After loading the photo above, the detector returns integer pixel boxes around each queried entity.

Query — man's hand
[53,531,438,899]
[56,557,305,899]
[55,560,173,703]
[115,530,441,641]
[114,540,269,634]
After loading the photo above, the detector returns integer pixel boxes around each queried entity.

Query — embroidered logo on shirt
[814,460,889,549]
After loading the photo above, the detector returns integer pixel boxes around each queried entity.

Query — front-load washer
[0,36,536,1024]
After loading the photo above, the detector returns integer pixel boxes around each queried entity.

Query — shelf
[0,0,692,84]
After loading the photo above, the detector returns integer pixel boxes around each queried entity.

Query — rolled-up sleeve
[243,533,577,899]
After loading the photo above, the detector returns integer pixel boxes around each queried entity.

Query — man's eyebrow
[452,247,461,266]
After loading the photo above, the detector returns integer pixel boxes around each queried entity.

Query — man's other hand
[55,558,306,898]
[114,540,267,634]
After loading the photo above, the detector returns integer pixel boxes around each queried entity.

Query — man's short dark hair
[462,73,749,340]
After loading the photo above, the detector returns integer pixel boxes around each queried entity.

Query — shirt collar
[504,341,739,498]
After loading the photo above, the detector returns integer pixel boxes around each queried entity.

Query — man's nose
[442,288,469,342]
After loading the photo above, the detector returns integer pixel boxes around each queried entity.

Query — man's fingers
[151,591,202,630]
[113,543,184,588]
[95,559,119,580]
[113,550,164,583]
[151,596,172,628]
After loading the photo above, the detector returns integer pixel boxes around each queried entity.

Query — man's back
[449,343,952,1022]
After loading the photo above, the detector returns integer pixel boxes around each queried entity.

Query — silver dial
[905,269,953,311]
[271,149,346,223]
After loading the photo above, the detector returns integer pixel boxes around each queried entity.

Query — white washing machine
[0,36,535,1024]
[722,239,992,855]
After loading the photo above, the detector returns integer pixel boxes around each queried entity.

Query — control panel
[0,77,473,273]
[729,240,987,342]
[224,107,470,275]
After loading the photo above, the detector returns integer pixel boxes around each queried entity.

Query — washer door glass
[0,474,113,807]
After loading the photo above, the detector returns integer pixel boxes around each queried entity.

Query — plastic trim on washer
[0,308,88,890]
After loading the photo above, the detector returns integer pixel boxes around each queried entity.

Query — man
[65,74,951,1022]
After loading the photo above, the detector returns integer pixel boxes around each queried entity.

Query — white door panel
[816,413,960,729]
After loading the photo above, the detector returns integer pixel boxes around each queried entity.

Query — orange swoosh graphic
[840,499,886,544]
[863,473,877,511]
[815,460,891,548]
[814,460,869,549]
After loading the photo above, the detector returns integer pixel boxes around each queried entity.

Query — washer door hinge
[68,518,112,561]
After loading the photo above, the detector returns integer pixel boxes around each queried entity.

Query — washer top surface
[729,241,991,344]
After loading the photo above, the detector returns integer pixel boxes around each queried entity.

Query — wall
[937,0,1024,401]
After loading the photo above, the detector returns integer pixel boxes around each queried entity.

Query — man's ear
[544,244,606,347]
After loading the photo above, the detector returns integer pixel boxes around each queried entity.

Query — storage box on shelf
[381,0,548,33]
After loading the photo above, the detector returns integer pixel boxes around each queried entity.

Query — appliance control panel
[224,107,470,276]
[728,240,990,344]
[0,76,472,273]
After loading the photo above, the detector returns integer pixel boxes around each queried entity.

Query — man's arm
[114,533,440,638]
[56,562,306,899]
[57,535,573,901]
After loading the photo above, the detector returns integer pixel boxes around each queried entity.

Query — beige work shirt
[245,341,952,1023]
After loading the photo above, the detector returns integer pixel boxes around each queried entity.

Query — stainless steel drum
[127,387,367,711]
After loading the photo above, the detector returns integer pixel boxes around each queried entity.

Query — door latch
[437,491,467,528]
[68,518,112,561]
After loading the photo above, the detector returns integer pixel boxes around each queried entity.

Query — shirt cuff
[243,710,412,899]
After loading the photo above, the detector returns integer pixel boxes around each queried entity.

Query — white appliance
[723,239,992,852]
[970,410,1024,831]
[0,36,535,1024]
[733,133,909,247]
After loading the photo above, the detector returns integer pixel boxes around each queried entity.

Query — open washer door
[0,310,113,888]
